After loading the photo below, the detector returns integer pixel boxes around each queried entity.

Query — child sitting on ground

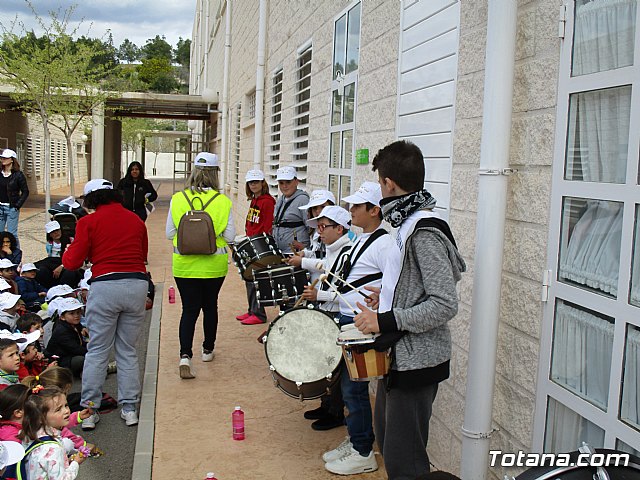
[0,292,21,332]
[45,298,87,377]
[0,339,20,391]
[18,386,85,478]
[23,369,96,457]
[16,313,45,349]
[15,264,47,312]
[0,384,30,480]
[17,340,47,381]
[0,259,18,295]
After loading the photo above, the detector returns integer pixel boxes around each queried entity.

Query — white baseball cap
[299,190,336,211]
[0,330,41,353]
[45,220,61,234]
[0,292,21,310]
[342,181,383,207]
[245,169,265,182]
[0,279,10,292]
[83,179,113,197]
[20,263,38,273]
[307,205,351,229]
[0,149,16,159]
[57,297,84,315]
[276,166,297,181]
[0,259,17,269]
[45,284,76,302]
[0,440,25,469]
[194,152,219,168]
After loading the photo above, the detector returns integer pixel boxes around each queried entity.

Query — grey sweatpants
[374,379,439,480]
[81,278,148,409]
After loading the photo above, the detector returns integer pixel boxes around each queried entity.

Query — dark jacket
[7,171,29,209]
[46,320,87,359]
[16,276,47,305]
[117,177,158,220]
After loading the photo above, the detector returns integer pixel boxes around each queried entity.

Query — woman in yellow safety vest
[166,152,235,379]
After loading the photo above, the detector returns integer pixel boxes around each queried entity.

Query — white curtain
[632,213,640,304]
[551,302,614,409]
[621,327,640,427]
[545,397,605,453]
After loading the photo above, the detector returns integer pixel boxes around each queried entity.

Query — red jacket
[245,194,275,236]
[63,202,148,278]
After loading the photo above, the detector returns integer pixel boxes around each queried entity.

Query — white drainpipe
[253,0,267,169]
[460,1,518,479]
[220,0,232,188]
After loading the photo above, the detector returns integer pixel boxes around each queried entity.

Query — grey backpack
[176,190,220,255]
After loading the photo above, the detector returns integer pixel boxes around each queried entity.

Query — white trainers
[120,409,139,426]
[179,356,195,379]
[81,412,100,431]
[202,349,215,362]
[322,436,353,463]
[324,447,378,475]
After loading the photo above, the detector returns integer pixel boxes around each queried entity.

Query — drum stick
[316,263,372,301]
[319,275,359,315]
[293,278,320,308]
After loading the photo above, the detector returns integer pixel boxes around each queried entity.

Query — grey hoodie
[378,223,466,380]
[272,189,310,253]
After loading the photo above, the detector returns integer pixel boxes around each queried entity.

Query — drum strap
[320,245,352,291]
[336,229,389,293]
[273,193,308,228]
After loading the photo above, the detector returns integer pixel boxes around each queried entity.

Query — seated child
[34,221,83,289]
[0,232,22,266]
[18,386,85,478]
[17,340,47,381]
[0,293,22,332]
[0,260,18,295]
[16,313,45,350]
[23,368,96,456]
[16,264,47,312]
[0,384,30,479]
[0,339,20,391]
[45,298,87,377]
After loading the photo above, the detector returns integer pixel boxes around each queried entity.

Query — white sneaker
[81,412,100,431]
[179,356,195,379]
[322,436,353,463]
[324,447,378,475]
[202,349,215,362]
[120,409,139,426]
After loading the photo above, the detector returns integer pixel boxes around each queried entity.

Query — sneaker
[179,356,195,379]
[311,414,344,431]
[81,412,100,431]
[304,406,328,420]
[202,349,215,362]
[120,409,139,426]
[240,314,265,325]
[322,436,353,463]
[324,447,378,475]
[236,312,251,321]
[107,361,117,374]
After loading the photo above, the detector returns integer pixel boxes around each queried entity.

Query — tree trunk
[41,112,51,214]
[65,134,75,197]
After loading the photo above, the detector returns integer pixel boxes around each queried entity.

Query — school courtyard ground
[19,180,388,480]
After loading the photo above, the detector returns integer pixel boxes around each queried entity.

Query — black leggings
[174,276,225,358]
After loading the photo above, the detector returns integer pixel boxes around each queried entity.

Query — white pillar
[253,0,267,168]
[91,103,105,179]
[220,0,232,189]
[460,1,518,479]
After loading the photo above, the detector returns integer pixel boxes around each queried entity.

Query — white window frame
[533,0,640,453]
[267,68,283,195]
[233,102,242,188]
[328,1,361,204]
[291,45,312,184]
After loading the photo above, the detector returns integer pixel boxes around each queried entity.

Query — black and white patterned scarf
[380,189,436,228]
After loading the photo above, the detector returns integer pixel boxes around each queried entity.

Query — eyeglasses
[316,223,338,232]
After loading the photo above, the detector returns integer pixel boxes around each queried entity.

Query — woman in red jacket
[236,169,275,325]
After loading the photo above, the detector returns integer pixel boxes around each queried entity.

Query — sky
[0,0,197,50]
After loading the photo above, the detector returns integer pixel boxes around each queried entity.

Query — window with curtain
[630,205,640,306]
[621,324,640,429]
[545,397,605,452]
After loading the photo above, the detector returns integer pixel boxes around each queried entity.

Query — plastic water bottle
[168,286,175,304]
[232,406,245,440]
[204,473,217,480]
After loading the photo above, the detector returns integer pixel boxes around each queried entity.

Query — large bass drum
[515,448,640,480]
[263,306,342,400]
[232,234,283,280]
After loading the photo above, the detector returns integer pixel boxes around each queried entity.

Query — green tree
[136,57,177,93]
[0,2,115,207]
[141,35,172,62]
[118,38,139,63]
[174,37,191,67]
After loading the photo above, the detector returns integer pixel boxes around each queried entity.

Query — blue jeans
[0,205,20,245]
[338,314,375,455]
[81,278,148,410]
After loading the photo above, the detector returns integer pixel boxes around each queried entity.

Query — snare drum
[254,265,310,306]
[264,306,342,400]
[337,326,391,382]
[232,234,283,280]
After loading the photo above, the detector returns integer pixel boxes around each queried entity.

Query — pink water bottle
[232,406,245,440]
[204,473,217,480]
[168,286,175,304]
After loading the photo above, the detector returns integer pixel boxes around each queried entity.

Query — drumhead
[337,324,377,345]
[265,308,342,383]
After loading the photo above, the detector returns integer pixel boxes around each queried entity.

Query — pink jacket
[0,421,21,442]
[62,411,86,450]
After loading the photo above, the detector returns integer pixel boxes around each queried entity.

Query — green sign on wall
[356,148,369,165]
